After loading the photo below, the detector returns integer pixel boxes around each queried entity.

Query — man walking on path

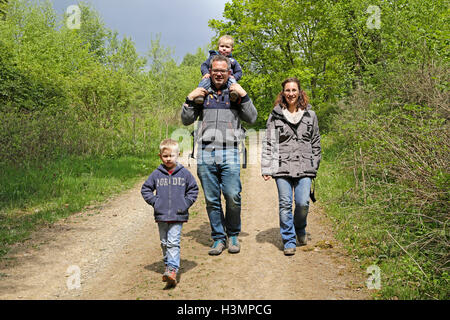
[181,55,257,255]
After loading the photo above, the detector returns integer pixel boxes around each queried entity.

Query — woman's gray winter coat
[261,104,321,178]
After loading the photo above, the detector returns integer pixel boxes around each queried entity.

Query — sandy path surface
[0,133,370,300]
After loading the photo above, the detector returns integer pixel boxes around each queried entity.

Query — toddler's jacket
[201,50,243,81]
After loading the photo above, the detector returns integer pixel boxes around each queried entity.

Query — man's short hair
[218,35,234,47]
[209,54,231,70]
[159,139,179,154]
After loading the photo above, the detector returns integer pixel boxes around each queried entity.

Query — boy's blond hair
[218,35,234,48]
[159,139,179,154]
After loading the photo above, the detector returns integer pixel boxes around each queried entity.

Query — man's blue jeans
[275,177,312,249]
[157,222,183,271]
[197,148,241,243]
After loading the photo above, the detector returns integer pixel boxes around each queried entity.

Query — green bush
[319,56,449,299]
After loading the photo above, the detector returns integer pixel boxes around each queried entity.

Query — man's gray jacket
[181,88,257,150]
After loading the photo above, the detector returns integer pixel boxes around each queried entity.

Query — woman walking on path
[261,77,321,256]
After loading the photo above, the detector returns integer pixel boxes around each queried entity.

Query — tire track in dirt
[0,132,370,300]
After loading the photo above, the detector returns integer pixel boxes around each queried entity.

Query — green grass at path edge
[0,151,160,259]
[316,134,449,300]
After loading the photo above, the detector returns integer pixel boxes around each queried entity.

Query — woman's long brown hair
[274,77,309,110]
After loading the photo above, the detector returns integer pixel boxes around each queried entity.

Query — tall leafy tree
[208,0,350,119]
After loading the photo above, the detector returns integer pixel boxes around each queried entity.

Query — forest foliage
[0,0,204,166]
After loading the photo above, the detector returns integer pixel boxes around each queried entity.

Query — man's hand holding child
[230,83,247,98]
[187,87,208,101]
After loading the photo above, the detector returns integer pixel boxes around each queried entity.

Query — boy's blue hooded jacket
[141,164,198,222]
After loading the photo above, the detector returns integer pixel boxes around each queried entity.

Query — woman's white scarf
[282,108,304,125]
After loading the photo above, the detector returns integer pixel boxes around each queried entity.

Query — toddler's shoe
[194,95,205,105]
[162,266,177,286]
[229,90,239,102]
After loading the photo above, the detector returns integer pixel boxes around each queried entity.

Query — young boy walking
[194,35,243,104]
[141,139,198,287]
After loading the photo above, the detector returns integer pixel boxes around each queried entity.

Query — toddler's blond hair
[218,35,234,48]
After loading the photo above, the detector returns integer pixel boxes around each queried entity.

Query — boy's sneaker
[229,90,239,102]
[194,95,205,105]
[162,266,177,286]
[284,247,296,256]
[297,234,307,246]
[208,240,226,256]
[227,236,240,254]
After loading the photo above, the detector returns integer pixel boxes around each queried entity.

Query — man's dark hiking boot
[227,236,240,254]
[208,240,226,256]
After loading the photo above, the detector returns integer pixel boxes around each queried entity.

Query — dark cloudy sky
[51,0,230,63]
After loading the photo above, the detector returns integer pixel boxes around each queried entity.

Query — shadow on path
[255,227,283,251]
[183,222,211,247]
[184,221,250,248]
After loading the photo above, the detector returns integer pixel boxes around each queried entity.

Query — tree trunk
[311,76,317,100]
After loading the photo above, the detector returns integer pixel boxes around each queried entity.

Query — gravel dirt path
[0,133,370,300]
